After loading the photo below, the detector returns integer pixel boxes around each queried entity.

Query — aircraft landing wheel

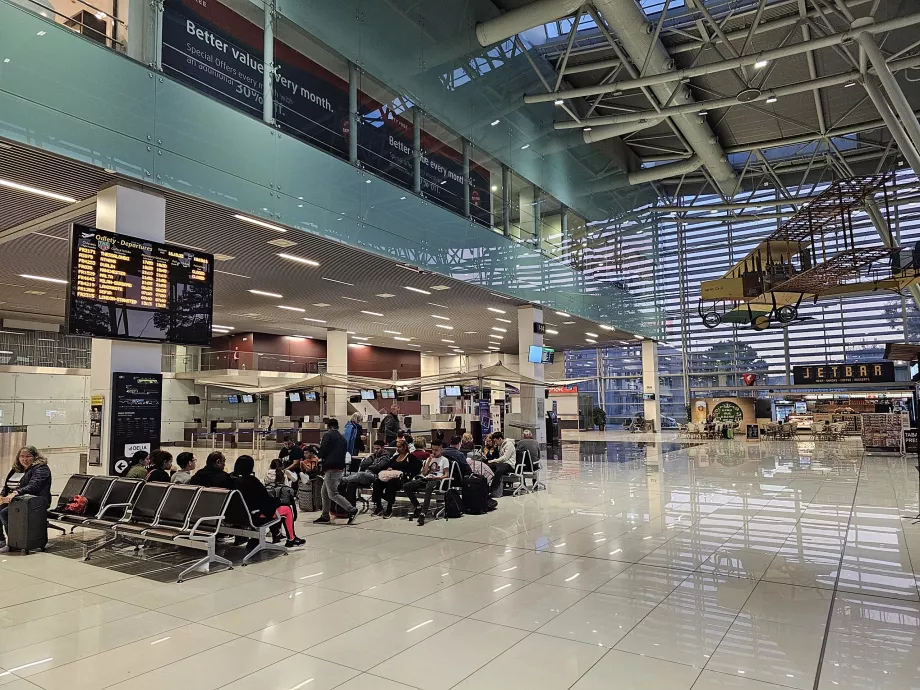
[702,311,721,328]
[776,305,798,323]
[751,315,770,331]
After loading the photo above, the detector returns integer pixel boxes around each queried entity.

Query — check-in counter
[298,422,325,444]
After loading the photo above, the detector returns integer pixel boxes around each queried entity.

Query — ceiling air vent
[736,88,761,103]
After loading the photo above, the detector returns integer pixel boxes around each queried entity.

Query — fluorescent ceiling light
[563,321,575,324]
[496,318,512,323]
[633,334,645,339]
[234,214,287,232]
[249,289,283,298]
[454,350,465,353]
[487,307,506,314]
[408,343,420,347]
[404,286,431,295]
[492,327,507,332]
[431,314,450,320]
[464,331,477,334]
[0,178,76,203]
[278,305,305,312]
[393,336,411,341]
[215,269,250,279]
[303,317,327,323]
[376,293,395,298]
[384,330,401,335]
[313,303,330,307]
[0,351,13,355]
[277,252,319,266]
[323,277,354,286]
[521,144,530,150]
[765,96,777,104]
[553,99,564,105]
[362,310,384,316]
[754,59,769,68]
[586,332,599,338]
[441,339,455,343]
[488,346,500,350]
[546,328,559,335]
[342,296,368,303]
[586,338,597,343]
[352,336,370,340]
[429,285,450,290]
[212,325,234,330]
[435,324,453,330]
[490,335,504,340]
[429,302,449,309]
[555,311,570,317]
[600,325,615,331]
[19,274,67,284]
[490,119,501,126]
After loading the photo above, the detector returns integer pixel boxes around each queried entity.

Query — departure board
[66,224,214,345]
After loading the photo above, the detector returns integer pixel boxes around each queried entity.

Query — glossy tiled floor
[4,434,920,690]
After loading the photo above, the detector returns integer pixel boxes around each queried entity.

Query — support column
[91,185,165,474]
[518,306,546,445]
[325,329,348,420]
[413,109,422,194]
[861,79,920,175]
[501,165,512,237]
[348,61,359,165]
[641,339,661,432]
[262,0,275,124]
[420,355,440,415]
[462,139,471,218]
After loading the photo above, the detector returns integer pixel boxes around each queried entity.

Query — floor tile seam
[317,566,483,601]
[0,592,129,629]
[207,654,360,690]
[809,452,866,690]
[159,580,324,625]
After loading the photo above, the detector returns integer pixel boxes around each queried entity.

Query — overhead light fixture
[487,307,506,314]
[765,96,777,104]
[277,252,319,266]
[361,310,384,316]
[845,81,856,87]
[600,325,615,331]
[440,180,447,185]
[313,303,330,308]
[365,179,372,184]
[754,60,769,69]
[407,343,420,347]
[277,305,306,312]
[488,346,500,350]
[490,335,504,340]
[398,264,421,273]
[546,328,559,335]
[586,332,599,338]
[0,178,77,203]
[428,302,449,309]
[19,274,67,284]
[555,311,570,317]
[404,286,431,295]
[563,321,575,324]
[234,214,287,232]
[376,294,395,298]
[521,144,530,150]
[633,334,645,339]
[249,289,283,298]
[490,119,501,126]
[553,99,564,106]
[454,350,465,353]
[491,185,498,191]
[302,317,327,323]
[697,111,708,116]
[492,327,507,332]
[348,343,366,348]
[342,296,368,303]
[352,336,370,340]
[212,325,234,330]
[322,277,355,287]
[464,331,477,334]
[586,338,597,343]
[393,336,411,341]
[429,285,450,290]
[441,339,455,343]
[496,318,512,323]
[384,330,401,335]
[583,127,592,132]
[431,314,450,320]
[435,324,454,330]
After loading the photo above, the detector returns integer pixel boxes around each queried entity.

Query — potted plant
[592,407,607,430]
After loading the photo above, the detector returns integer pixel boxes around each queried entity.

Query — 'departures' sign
[792,362,896,385]
[161,0,491,223]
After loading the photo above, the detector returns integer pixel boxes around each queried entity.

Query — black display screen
[66,224,214,345]
[110,373,162,475]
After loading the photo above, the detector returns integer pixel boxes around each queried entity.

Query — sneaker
[383,503,393,519]
[272,532,285,544]
[372,506,384,517]
[0,544,9,553]
[285,539,304,549]
[293,537,306,546]
[417,514,426,526]
[347,509,359,525]
[313,515,332,524]
[410,509,421,520]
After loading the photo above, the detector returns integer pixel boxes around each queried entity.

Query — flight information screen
[66,224,214,345]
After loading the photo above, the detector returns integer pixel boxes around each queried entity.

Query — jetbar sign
[792,362,896,385]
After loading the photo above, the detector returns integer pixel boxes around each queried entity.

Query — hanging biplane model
[698,173,920,330]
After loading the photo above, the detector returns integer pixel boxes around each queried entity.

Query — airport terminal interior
[4,0,920,687]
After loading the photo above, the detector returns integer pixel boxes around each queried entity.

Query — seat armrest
[96,502,133,520]
[189,515,225,539]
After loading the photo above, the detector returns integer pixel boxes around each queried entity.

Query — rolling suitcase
[7,496,48,554]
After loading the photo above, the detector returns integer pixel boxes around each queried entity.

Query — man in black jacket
[442,435,471,477]
[380,405,401,446]
[314,418,358,525]
[189,451,235,490]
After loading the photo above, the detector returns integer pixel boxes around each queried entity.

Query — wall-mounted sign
[109,373,162,475]
[533,322,546,335]
[712,401,744,425]
[548,386,578,395]
[792,362,895,385]
[643,393,656,400]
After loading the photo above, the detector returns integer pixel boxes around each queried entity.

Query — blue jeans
[0,504,9,542]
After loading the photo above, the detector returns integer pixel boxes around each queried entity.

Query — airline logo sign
[548,386,578,395]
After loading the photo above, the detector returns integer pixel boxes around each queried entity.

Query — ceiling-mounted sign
[533,322,546,334]
[792,362,895,385]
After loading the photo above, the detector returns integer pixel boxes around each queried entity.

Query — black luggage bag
[7,495,48,554]
[462,474,490,515]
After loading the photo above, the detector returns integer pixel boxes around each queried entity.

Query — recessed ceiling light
[563,321,575,324]
[441,339,455,343]
[547,328,559,335]
[323,277,354,286]
[488,346,500,350]
[600,325,615,330]
[303,317,327,323]
[586,332,599,338]
[277,252,319,266]
[393,336,411,341]
[342,296,368,303]
[384,330,401,335]
[428,302,449,309]
[352,336,370,340]
[555,311,570,317]
[586,338,597,343]
[404,286,431,295]
[362,310,384,316]
[215,269,251,278]
[407,343,421,347]
[490,119,501,126]
[212,325,234,330]
[490,335,504,340]
[765,96,777,104]
[464,331,477,334]
[521,144,530,150]
[23,290,46,295]
[496,318,512,323]
[487,307,506,314]
[312,303,330,307]
[431,314,450,320]
[278,305,305,312]
[19,274,67,284]
[633,334,645,339]
[430,285,450,290]
[492,327,507,332]
[553,99,564,106]
[234,214,287,232]
[435,324,454,329]
[754,59,769,68]
[376,293,395,298]
[249,289,283,298]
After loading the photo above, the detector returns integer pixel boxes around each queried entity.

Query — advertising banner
[162,0,490,221]
[479,399,492,443]
[110,373,162,476]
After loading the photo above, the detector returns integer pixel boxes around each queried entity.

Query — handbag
[62,495,88,515]
[377,469,403,482]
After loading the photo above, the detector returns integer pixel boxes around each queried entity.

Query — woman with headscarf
[230,455,304,548]
[0,446,52,553]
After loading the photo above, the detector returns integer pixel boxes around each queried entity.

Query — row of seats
[49,474,287,581]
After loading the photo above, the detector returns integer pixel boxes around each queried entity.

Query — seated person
[466,451,495,483]
[442,436,471,476]
[344,441,391,488]
[189,451,235,490]
[403,440,450,526]
[487,431,516,497]
[459,433,475,452]
[144,449,173,482]
[517,429,540,470]
[123,450,149,479]
[396,431,415,452]
[411,438,430,462]
[0,446,52,553]
[265,458,297,488]
[171,452,196,483]
[231,455,304,548]
[371,439,421,518]
[483,434,499,461]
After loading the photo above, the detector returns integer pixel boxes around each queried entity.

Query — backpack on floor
[444,489,464,519]
[462,473,490,515]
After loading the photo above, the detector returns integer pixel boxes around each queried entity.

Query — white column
[518,305,546,444]
[90,185,165,473]
[325,329,348,420]
[420,354,440,414]
[269,393,287,418]
[641,339,661,432]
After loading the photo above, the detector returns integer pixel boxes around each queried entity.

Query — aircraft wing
[772,247,896,295]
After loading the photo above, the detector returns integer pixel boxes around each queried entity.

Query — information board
[67,225,214,345]
[109,373,162,475]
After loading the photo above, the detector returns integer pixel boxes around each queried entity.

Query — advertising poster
[479,399,492,443]
[110,373,162,475]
